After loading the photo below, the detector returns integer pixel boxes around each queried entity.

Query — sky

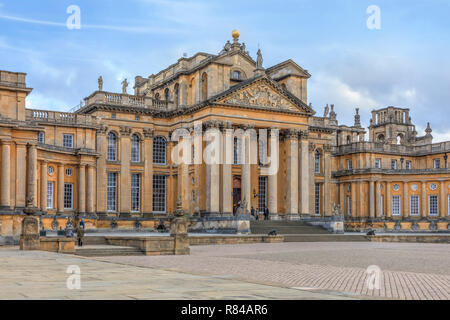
[0,0,449,141]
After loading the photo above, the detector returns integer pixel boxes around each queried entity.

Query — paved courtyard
[0,242,449,299]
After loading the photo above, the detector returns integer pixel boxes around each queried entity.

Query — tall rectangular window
[347,159,353,170]
[392,195,401,216]
[233,137,241,165]
[375,159,381,169]
[448,195,450,215]
[405,160,412,170]
[131,173,140,212]
[153,175,166,213]
[391,160,397,170]
[38,132,45,144]
[64,183,73,209]
[314,183,321,215]
[410,195,419,216]
[433,159,441,169]
[63,134,74,148]
[347,196,351,216]
[47,182,54,209]
[429,195,438,216]
[258,176,267,213]
[380,195,384,216]
[107,172,117,212]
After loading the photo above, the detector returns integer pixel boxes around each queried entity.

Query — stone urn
[20,202,40,250]
[170,198,190,255]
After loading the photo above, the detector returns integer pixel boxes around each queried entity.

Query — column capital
[78,163,87,168]
[120,125,132,137]
[1,139,12,145]
[41,159,49,164]
[308,142,316,152]
[57,163,65,168]
[96,124,108,135]
[299,130,309,139]
[143,128,154,139]
[285,129,300,140]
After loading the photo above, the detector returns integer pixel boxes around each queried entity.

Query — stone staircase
[75,245,144,257]
[250,220,331,235]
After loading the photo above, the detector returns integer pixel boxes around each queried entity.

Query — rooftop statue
[98,76,103,91]
[121,78,128,94]
[256,49,263,69]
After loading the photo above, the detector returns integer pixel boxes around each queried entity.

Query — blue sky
[1,0,449,140]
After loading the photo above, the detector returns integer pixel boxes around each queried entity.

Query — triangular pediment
[212,76,313,114]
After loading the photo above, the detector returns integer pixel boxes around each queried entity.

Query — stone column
[0,140,11,208]
[57,164,64,214]
[369,180,375,218]
[78,164,86,214]
[358,181,364,217]
[386,181,392,218]
[206,124,221,215]
[86,164,95,214]
[351,182,356,218]
[286,129,299,220]
[27,143,37,207]
[143,128,154,217]
[375,181,381,217]
[421,182,427,218]
[96,126,107,214]
[15,143,27,208]
[403,181,408,218]
[299,132,310,216]
[440,181,446,217]
[339,182,345,212]
[323,145,332,216]
[268,129,279,220]
[222,126,233,215]
[40,161,48,213]
[119,126,131,216]
[241,132,251,214]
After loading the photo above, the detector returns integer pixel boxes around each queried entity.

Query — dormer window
[233,70,241,79]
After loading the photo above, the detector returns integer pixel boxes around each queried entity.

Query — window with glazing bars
[258,176,267,213]
[315,183,321,215]
[153,175,166,213]
[410,195,419,216]
[234,137,241,165]
[107,132,117,161]
[429,195,438,216]
[47,182,53,209]
[107,172,117,212]
[64,183,73,209]
[392,195,401,216]
[131,134,140,162]
[153,136,167,164]
[63,134,73,148]
[131,173,140,212]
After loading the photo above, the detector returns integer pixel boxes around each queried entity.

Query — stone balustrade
[83,91,175,111]
[333,141,450,156]
[26,109,99,126]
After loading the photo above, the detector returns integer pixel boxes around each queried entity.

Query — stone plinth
[170,216,190,255]
[20,215,40,250]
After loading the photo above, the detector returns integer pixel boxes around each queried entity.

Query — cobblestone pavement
[98,242,450,300]
[0,247,355,300]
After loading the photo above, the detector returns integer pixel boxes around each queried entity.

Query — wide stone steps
[250,221,330,235]
[75,245,144,257]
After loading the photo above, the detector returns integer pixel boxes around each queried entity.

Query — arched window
[37,132,45,144]
[315,150,321,173]
[155,93,160,100]
[131,134,140,162]
[153,136,167,164]
[201,72,208,101]
[378,134,385,142]
[107,132,117,161]
[346,135,351,144]
[233,70,241,79]
[396,134,402,145]
[233,137,241,165]
[190,78,195,105]
[164,88,170,101]
[174,83,180,107]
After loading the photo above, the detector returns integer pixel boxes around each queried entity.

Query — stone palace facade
[0,31,449,242]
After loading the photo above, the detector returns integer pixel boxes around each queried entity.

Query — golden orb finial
[232,29,240,40]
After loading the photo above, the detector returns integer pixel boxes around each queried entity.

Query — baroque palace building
[0,30,449,242]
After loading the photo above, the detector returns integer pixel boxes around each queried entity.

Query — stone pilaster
[375,181,381,217]
[351,182,356,218]
[300,132,310,216]
[286,129,299,220]
[86,164,95,214]
[323,144,332,216]
[119,126,131,217]
[403,181,408,218]
[421,182,427,218]
[241,132,251,214]
[57,163,64,214]
[96,126,107,214]
[369,180,375,218]
[0,140,11,209]
[339,183,345,213]
[205,123,221,215]
[440,181,446,218]
[143,128,154,217]
[27,143,37,207]
[15,143,27,208]
[78,164,86,214]
[268,129,279,220]
[40,161,48,213]
[222,126,233,215]
[386,181,392,218]
[358,181,364,218]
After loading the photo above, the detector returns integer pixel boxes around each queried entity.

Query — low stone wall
[105,236,175,255]
[368,235,450,243]
[189,214,251,234]
[345,219,450,233]
[40,237,75,254]
[189,235,284,246]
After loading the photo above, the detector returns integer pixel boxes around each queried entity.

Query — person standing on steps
[264,206,270,220]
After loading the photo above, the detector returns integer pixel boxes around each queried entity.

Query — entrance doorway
[232,176,241,214]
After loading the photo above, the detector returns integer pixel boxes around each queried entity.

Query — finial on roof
[354,108,361,127]
[425,122,432,135]
[232,29,240,42]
